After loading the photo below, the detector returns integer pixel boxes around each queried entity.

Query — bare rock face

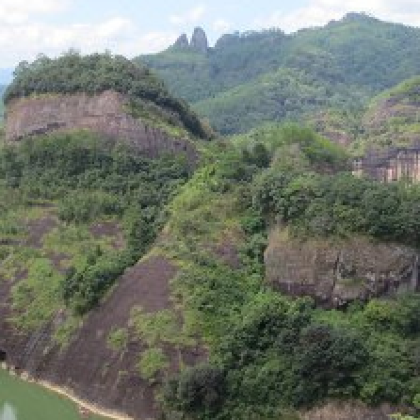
[190,27,208,53]
[174,33,189,48]
[302,401,396,420]
[5,90,197,162]
[0,256,205,419]
[265,226,419,306]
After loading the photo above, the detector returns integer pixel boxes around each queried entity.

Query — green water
[0,369,109,420]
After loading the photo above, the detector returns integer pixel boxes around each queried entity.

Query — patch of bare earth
[90,221,125,249]
[302,402,396,420]
[25,215,58,248]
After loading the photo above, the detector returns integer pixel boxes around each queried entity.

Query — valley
[0,12,419,420]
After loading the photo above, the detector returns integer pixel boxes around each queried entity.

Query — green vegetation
[151,125,420,418]
[138,347,169,381]
[253,166,420,246]
[5,52,211,139]
[107,328,128,351]
[11,258,62,331]
[351,76,420,152]
[0,131,191,322]
[2,40,420,417]
[142,13,420,135]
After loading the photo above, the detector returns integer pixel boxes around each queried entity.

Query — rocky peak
[174,33,189,49]
[190,27,208,53]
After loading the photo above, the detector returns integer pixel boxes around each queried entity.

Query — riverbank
[1,364,136,420]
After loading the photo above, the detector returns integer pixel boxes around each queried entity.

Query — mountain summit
[171,27,209,53]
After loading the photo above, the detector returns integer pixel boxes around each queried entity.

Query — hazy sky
[1,0,420,70]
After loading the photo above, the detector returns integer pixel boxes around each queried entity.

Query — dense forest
[141,13,420,135]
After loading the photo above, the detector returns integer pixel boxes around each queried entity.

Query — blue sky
[1,0,420,76]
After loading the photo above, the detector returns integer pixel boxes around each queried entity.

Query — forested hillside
[156,125,420,418]
[352,76,420,152]
[1,13,420,420]
[141,13,420,135]
[2,125,419,419]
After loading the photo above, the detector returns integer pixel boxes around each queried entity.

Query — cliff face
[190,27,209,53]
[353,144,420,183]
[0,254,204,419]
[5,90,197,161]
[265,227,419,306]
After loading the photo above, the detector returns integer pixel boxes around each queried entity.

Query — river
[0,369,110,420]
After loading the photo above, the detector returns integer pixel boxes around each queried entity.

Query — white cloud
[0,0,179,69]
[213,19,231,33]
[170,5,206,26]
[0,18,177,67]
[0,0,70,24]
[254,0,420,33]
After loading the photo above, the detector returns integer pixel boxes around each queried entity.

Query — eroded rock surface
[5,91,197,162]
[265,226,419,306]
[0,256,204,419]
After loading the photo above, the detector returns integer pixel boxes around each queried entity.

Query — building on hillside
[353,142,420,183]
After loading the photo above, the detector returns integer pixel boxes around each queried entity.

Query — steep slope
[140,13,420,134]
[148,125,420,418]
[4,52,212,158]
[194,67,366,135]
[1,123,419,419]
[0,132,199,419]
[356,76,420,150]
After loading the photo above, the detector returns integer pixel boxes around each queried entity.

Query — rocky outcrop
[353,143,420,183]
[302,401,396,420]
[190,27,208,53]
[171,28,209,53]
[5,90,197,162]
[265,226,419,306]
[174,33,189,49]
[0,256,204,419]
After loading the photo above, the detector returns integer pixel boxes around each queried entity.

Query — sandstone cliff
[0,254,204,419]
[353,143,420,183]
[265,226,419,306]
[5,91,197,162]
[190,27,209,53]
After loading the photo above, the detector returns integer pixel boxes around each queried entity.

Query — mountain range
[0,12,420,420]
[140,12,420,144]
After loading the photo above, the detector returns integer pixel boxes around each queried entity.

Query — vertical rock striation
[5,90,197,163]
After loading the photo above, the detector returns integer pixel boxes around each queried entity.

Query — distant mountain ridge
[139,13,420,135]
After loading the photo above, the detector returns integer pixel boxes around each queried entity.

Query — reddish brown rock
[5,90,197,162]
[0,256,204,419]
[265,226,419,306]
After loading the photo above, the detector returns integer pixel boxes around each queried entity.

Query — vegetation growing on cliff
[4,52,212,139]
[0,131,191,318]
[141,125,420,419]
[351,76,420,152]
[1,123,419,417]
